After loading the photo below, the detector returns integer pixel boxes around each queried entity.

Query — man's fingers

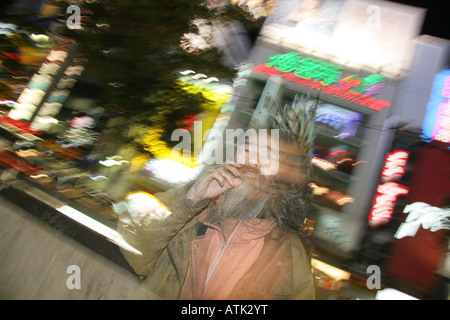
[217,167,236,187]
[224,164,241,178]
[209,165,242,189]
[211,171,226,187]
[188,164,245,202]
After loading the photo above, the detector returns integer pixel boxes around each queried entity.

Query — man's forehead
[241,135,303,156]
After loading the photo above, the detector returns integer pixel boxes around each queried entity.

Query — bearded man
[119,132,316,300]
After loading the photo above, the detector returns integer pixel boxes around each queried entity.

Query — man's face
[207,164,271,222]
[205,128,309,222]
[232,130,280,176]
[234,131,307,185]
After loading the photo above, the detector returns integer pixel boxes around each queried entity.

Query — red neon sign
[368,182,409,225]
[368,149,410,226]
[381,150,410,181]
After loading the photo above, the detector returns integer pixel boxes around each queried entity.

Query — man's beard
[206,173,272,223]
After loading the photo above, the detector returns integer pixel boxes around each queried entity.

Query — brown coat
[119,183,315,300]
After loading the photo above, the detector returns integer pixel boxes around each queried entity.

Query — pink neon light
[431,101,450,143]
[0,100,16,105]
[442,76,450,98]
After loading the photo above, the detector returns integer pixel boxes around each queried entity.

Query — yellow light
[30,33,49,43]
[140,80,231,168]
[311,259,351,282]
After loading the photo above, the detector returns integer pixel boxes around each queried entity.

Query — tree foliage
[61,0,238,120]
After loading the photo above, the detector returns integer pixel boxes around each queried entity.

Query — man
[119,132,316,300]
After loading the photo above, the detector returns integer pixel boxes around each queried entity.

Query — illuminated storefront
[225,0,447,271]
[229,44,396,257]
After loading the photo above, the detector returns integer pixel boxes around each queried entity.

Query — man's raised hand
[186,164,242,204]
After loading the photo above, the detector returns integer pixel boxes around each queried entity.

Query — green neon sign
[265,52,385,96]
[266,52,344,85]
[253,53,390,111]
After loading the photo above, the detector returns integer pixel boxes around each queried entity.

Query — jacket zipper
[204,221,241,290]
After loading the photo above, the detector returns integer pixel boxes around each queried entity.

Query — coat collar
[198,210,277,243]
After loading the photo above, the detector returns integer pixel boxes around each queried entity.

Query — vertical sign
[368,149,410,226]
[422,69,450,145]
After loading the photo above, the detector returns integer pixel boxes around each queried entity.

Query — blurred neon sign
[368,182,409,226]
[253,52,390,111]
[0,100,16,107]
[381,150,409,181]
[71,116,94,128]
[422,69,450,144]
[395,202,450,239]
[368,149,410,226]
[266,52,343,85]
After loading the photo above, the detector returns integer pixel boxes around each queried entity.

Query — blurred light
[15,150,40,158]
[56,205,142,255]
[253,62,391,111]
[38,62,61,75]
[0,100,17,107]
[46,49,69,63]
[30,173,49,179]
[212,86,233,95]
[2,52,21,60]
[71,115,94,128]
[0,22,18,35]
[310,183,330,196]
[64,65,85,77]
[375,288,418,300]
[95,23,110,28]
[30,33,49,43]
[144,158,196,184]
[192,73,208,79]
[312,156,337,171]
[335,196,354,206]
[125,191,170,215]
[141,79,231,168]
[369,147,411,226]
[203,77,219,83]
[266,52,342,85]
[37,116,58,124]
[99,157,129,167]
[381,150,409,181]
[88,174,109,181]
[395,202,450,239]
[118,191,172,226]
[311,259,351,282]
[368,182,409,226]
[180,70,195,75]
[422,69,450,144]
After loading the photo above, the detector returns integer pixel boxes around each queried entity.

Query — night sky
[388,0,449,40]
